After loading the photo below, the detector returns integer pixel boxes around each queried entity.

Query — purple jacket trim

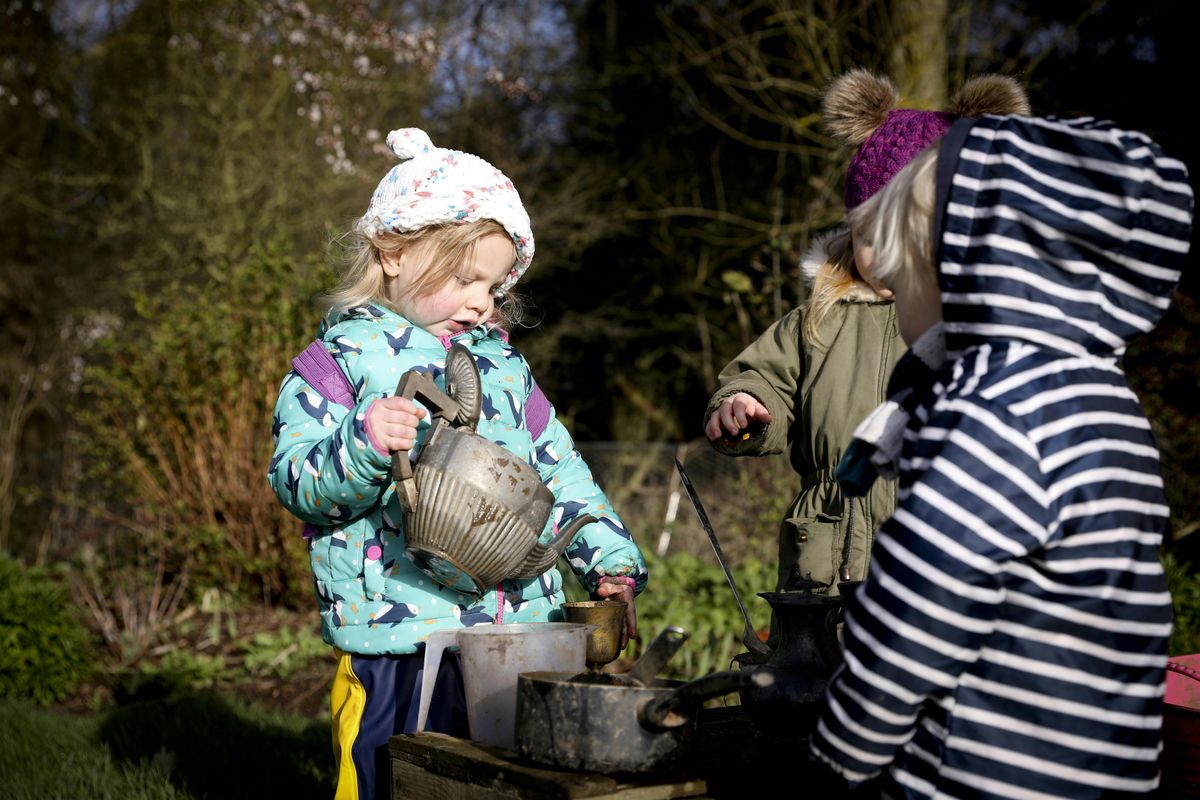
[292,340,355,409]
[526,382,551,441]
[291,340,357,541]
[363,398,390,457]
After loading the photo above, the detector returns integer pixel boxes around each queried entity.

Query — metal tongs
[674,459,772,657]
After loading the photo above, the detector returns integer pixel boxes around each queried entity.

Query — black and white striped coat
[810,115,1194,798]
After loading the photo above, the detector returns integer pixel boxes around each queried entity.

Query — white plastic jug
[416,622,594,749]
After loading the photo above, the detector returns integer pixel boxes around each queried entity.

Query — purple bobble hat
[360,128,534,292]
[843,108,954,209]
[823,69,1031,210]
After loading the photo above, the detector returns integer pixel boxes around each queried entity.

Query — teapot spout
[509,514,597,579]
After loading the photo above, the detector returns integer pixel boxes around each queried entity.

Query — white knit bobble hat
[360,128,534,292]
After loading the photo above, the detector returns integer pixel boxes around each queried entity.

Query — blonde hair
[847,146,940,306]
[803,230,861,343]
[324,219,526,326]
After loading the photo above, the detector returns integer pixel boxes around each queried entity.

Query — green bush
[0,554,95,705]
[76,240,332,606]
[240,624,328,679]
[624,550,776,680]
[563,547,776,681]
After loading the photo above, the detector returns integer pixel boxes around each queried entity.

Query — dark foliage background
[2,0,1197,721]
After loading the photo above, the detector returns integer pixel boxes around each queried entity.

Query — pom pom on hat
[823,70,900,147]
[824,69,1029,209]
[361,127,534,292]
[953,74,1031,118]
[386,128,435,160]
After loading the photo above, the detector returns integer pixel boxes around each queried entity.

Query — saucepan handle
[637,668,773,731]
[625,626,690,687]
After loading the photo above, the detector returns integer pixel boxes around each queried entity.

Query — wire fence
[575,440,796,567]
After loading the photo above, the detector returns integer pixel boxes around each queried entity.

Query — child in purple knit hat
[703,69,1028,627]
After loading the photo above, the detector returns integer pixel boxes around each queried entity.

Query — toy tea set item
[731,575,849,736]
[392,344,596,596]
[515,625,772,773]
[563,600,629,672]
[675,458,846,737]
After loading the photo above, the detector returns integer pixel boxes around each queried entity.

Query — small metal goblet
[563,600,627,670]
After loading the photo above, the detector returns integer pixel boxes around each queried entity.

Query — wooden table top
[389,705,806,800]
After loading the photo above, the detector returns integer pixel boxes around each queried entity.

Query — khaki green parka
[705,233,905,599]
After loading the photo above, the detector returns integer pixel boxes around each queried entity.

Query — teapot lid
[445,344,481,429]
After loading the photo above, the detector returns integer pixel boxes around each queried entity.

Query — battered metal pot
[514,668,771,773]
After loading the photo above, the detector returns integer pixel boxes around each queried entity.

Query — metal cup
[563,600,627,669]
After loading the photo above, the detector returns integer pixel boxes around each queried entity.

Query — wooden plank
[393,758,524,800]
[390,733,708,800]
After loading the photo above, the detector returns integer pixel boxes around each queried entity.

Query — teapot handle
[391,370,462,511]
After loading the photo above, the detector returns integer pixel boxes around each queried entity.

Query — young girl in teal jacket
[268,128,647,800]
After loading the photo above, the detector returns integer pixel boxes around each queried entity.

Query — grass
[0,692,334,800]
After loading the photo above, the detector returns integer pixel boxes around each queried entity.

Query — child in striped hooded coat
[807,111,1193,798]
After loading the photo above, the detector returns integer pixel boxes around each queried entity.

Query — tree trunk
[888,0,948,107]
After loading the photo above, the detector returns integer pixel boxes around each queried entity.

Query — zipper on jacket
[838,501,855,582]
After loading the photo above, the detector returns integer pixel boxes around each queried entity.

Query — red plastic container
[1164,654,1200,797]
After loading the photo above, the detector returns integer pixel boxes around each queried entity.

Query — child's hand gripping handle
[390,370,462,512]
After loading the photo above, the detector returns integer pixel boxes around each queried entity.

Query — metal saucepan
[515,665,772,773]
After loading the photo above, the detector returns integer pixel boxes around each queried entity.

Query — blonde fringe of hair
[324,219,528,327]
[803,230,860,344]
[847,146,940,306]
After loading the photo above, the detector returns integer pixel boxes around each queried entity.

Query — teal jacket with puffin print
[268,304,648,656]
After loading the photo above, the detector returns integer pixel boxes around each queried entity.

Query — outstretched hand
[594,577,638,649]
[705,393,772,442]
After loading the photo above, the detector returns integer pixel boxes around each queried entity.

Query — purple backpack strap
[290,340,356,540]
[292,340,355,408]
[526,381,551,441]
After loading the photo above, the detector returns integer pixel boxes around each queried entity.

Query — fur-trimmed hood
[800,228,890,302]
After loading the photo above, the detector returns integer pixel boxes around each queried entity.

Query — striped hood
[811,116,1193,799]
[935,115,1193,360]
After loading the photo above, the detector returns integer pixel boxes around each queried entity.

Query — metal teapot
[392,344,595,596]
[733,572,853,737]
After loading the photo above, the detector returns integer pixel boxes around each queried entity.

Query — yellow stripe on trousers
[331,649,366,800]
